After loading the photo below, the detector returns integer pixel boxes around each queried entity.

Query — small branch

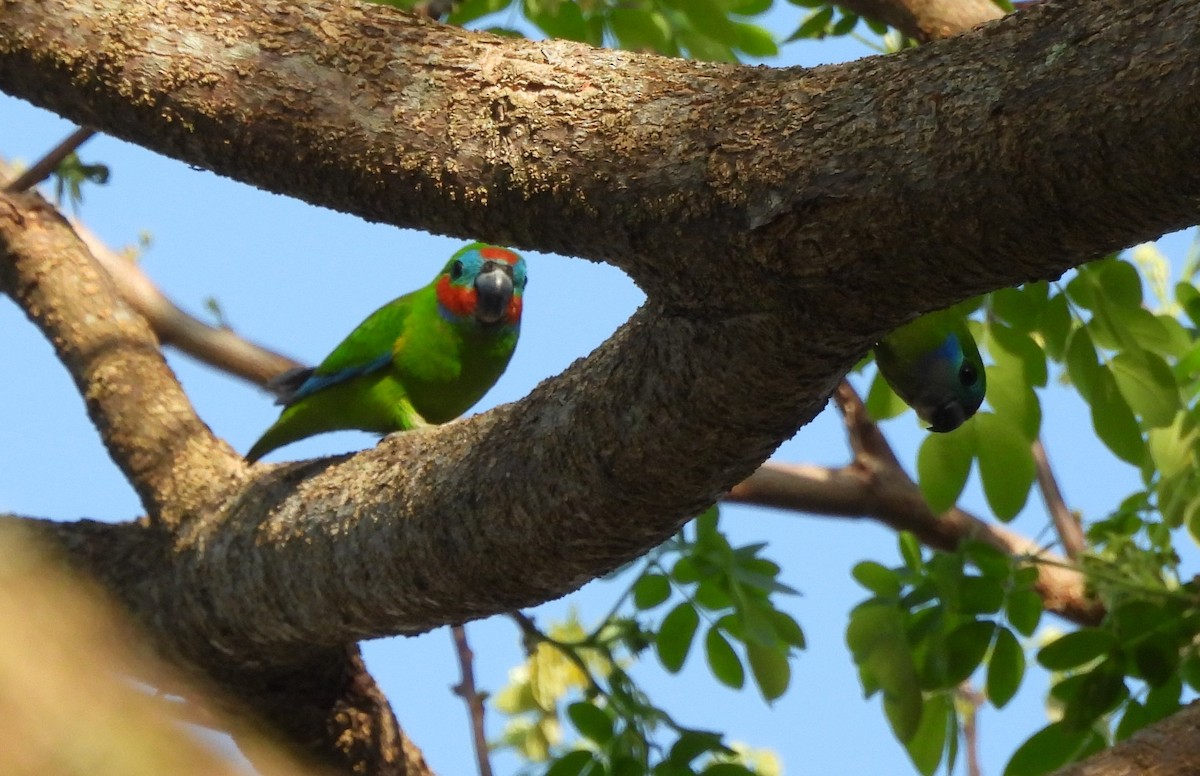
[956,684,984,776]
[74,220,300,386]
[1031,437,1085,560]
[3,127,95,194]
[725,382,1102,626]
[451,625,494,776]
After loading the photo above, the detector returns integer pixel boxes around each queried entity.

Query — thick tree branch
[0,0,1195,326]
[1055,701,1200,776]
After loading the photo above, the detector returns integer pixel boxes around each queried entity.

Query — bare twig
[1032,437,1085,560]
[3,127,95,194]
[451,625,494,776]
[957,684,984,776]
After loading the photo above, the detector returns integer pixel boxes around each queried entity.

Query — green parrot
[873,308,986,433]
[246,242,526,462]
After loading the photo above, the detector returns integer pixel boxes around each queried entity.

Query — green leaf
[830,11,858,36]
[732,0,772,13]
[1090,369,1146,465]
[1038,292,1073,361]
[852,561,901,598]
[705,626,746,689]
[1037,629,1116,671]
[1004,721,1099,776]
[866,371,911,421]
[1095,258,1144,308]
[633,574,672,610]
[943,620,995,686]
[991,284,1047,332]
[1006,589,1043,637]
[1063,665,1127,727]
[609,8,672,54]
[1115,699,1148,741]
[524,0,589,41]
[986,362,1042,441]
[1148,411,1197,478]
[987,628,1025,708]
[905,691,949,776]
[848,603,923,741]
[899,532,924,572]
[959,576,1005,616]
[546,749,598,776]
[1065,328,1102,402]
[1110,350,1180,428]
[916,425,976,513]
[746,640,790,702]
[973,412,1036,520]
[732,22,777,57]
[961,540,1011,579]
[787,6,833,40]
[990,322,1048,387]
[657,603,700,673]
[668,730,726,765]
[768,609,807,649]
[567,701,614,744]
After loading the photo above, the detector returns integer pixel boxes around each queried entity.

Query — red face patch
[480,246,520,265]
[506,295,523,326]
[436,275,477,318]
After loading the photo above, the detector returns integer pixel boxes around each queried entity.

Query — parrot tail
[265,366,315,405]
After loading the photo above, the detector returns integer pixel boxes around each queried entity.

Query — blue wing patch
[282,353,393,404]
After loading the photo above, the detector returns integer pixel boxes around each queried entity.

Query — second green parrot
[873,308,985,433]
[246,242,526,462]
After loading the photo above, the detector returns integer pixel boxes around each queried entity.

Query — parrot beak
[926,401,968,433]
[474,261,515,325]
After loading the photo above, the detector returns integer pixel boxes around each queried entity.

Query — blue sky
[1,7,1195,775]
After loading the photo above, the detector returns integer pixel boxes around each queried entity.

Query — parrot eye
[450,260,465,280]
[959,362,979,387]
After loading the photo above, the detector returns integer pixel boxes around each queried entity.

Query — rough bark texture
[1,0,1200,772]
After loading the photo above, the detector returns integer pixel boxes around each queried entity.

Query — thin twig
[1031,437,1085,559]
[450,625,494,776]
[3,127,95,194]
[957,684,984,776]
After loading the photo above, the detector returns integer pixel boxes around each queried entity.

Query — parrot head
[874,311,986,433]
[435,243,527,328]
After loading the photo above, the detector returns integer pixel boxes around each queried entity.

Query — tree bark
[1,0,1199,772]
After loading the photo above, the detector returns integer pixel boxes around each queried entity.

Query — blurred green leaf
[852,561,902,598]
[1004,721,1100,776]
[658,603,700,672]
[746,640,791,702]
[917,425,976,513]
[1110,350,1180,427]
[1006,589,1043,637]
[706,626,746,689]
[943,620,995,686]
[1037,629,1116,671]
[787,6,833,40]
[1089,369,1146,465]
[634,574,672,610]
[905,691,949,776]
[987,627,1025,708]
[567,701,614,744]
[974,412,1035,521]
